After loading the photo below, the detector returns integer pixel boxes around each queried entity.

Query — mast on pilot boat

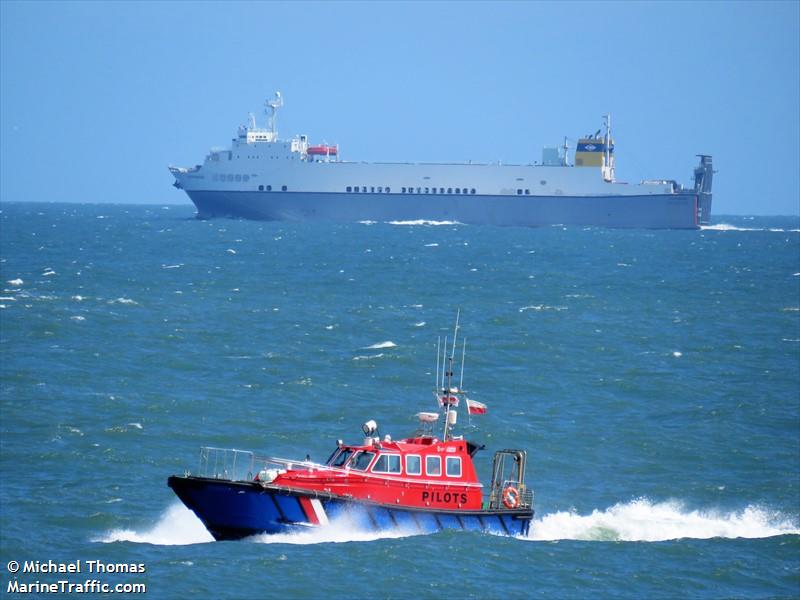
[440,310,463,441]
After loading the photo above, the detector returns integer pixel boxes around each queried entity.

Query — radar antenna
[265,91,283,140]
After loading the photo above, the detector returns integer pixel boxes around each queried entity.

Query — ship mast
[441,310,461,441]
[265,91,283,141]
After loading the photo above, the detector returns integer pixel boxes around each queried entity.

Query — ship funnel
[694,155,714,225]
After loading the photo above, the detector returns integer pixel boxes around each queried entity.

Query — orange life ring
[502,486,520,509]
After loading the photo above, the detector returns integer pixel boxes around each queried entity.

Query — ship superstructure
[169,93,713,228]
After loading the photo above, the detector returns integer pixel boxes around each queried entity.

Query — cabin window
[258,185,264,191]
[440,188,445,194]
[235,174,242,182]
[267,185,272,191]
[371,186,375,193]
[525,189,530,195]
[372,454,401,474]
[281,185,287,192]
[402,187,406,193]
[243,175,249,182]
[517,189,522,195]
[378,186,383,193]
[446,456,462,477]
[350,451,375,471]
[470,188,476,194]
[406,455,421,475]
[346,186,352,192]
[330,448,353,467]
[426,455,441,476]
[447,188,452,194]
[385,187,390,193]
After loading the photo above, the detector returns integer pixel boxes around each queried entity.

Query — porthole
[267,185,272,191]
[540,180,547,185]
[386,187,391,193]
[281,185,287,192]
[346,186,352,192]
[258,185,264,191]
[447,188,452,194]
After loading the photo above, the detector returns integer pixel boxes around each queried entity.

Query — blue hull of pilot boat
[168,476,533,540]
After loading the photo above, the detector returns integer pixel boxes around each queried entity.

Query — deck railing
[195,447,321,482]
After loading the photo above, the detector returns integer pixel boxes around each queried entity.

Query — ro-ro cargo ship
[169,92,713,229]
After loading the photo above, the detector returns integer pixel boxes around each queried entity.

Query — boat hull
[168,476,533,540]
[184,189,699,229]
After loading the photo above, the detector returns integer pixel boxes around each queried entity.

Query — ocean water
[1,202,798,598]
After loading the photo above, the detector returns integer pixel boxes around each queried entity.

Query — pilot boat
[167,320,533,540]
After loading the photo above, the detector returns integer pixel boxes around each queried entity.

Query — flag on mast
[466,398,487,415]
[438,394,459,407]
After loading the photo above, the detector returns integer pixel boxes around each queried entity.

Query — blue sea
[1,202,798,598]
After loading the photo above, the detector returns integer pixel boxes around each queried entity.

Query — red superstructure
[270,435,484,510]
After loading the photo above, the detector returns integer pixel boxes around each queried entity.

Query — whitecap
[127,422,143,430]
[701,224,760,232]
[519,305,568,313]
[353,353,384,361]
[162,264,183,269]
[672,351,683,357]
[71,295,85,301]
[71,316,86,322]
[424,243,439,247]
[0,296,15,301]
[7,278,23,286]
[109,298,138,305]
[413,321,426,327]
[364,341,396,349]
[387,220,463,226]
[226,248,237,254]
[359,220,377,225]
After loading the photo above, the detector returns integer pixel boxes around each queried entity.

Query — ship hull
[185,190,699,229]
[168,476,533,541]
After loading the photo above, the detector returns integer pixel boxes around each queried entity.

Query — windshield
[330,448,353,467]
[349,451,375,471]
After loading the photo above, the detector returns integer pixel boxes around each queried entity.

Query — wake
[95,498,798,546]
[526,498,799,542]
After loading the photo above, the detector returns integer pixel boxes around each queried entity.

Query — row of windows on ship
[328,447,462,477]
[252,184,535,195]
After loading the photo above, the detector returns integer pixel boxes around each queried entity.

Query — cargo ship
[169,92,713,229]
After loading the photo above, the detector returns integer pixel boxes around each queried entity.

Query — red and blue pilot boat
[167,323,534,540]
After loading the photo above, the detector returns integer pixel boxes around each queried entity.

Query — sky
[1,0,798,216]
